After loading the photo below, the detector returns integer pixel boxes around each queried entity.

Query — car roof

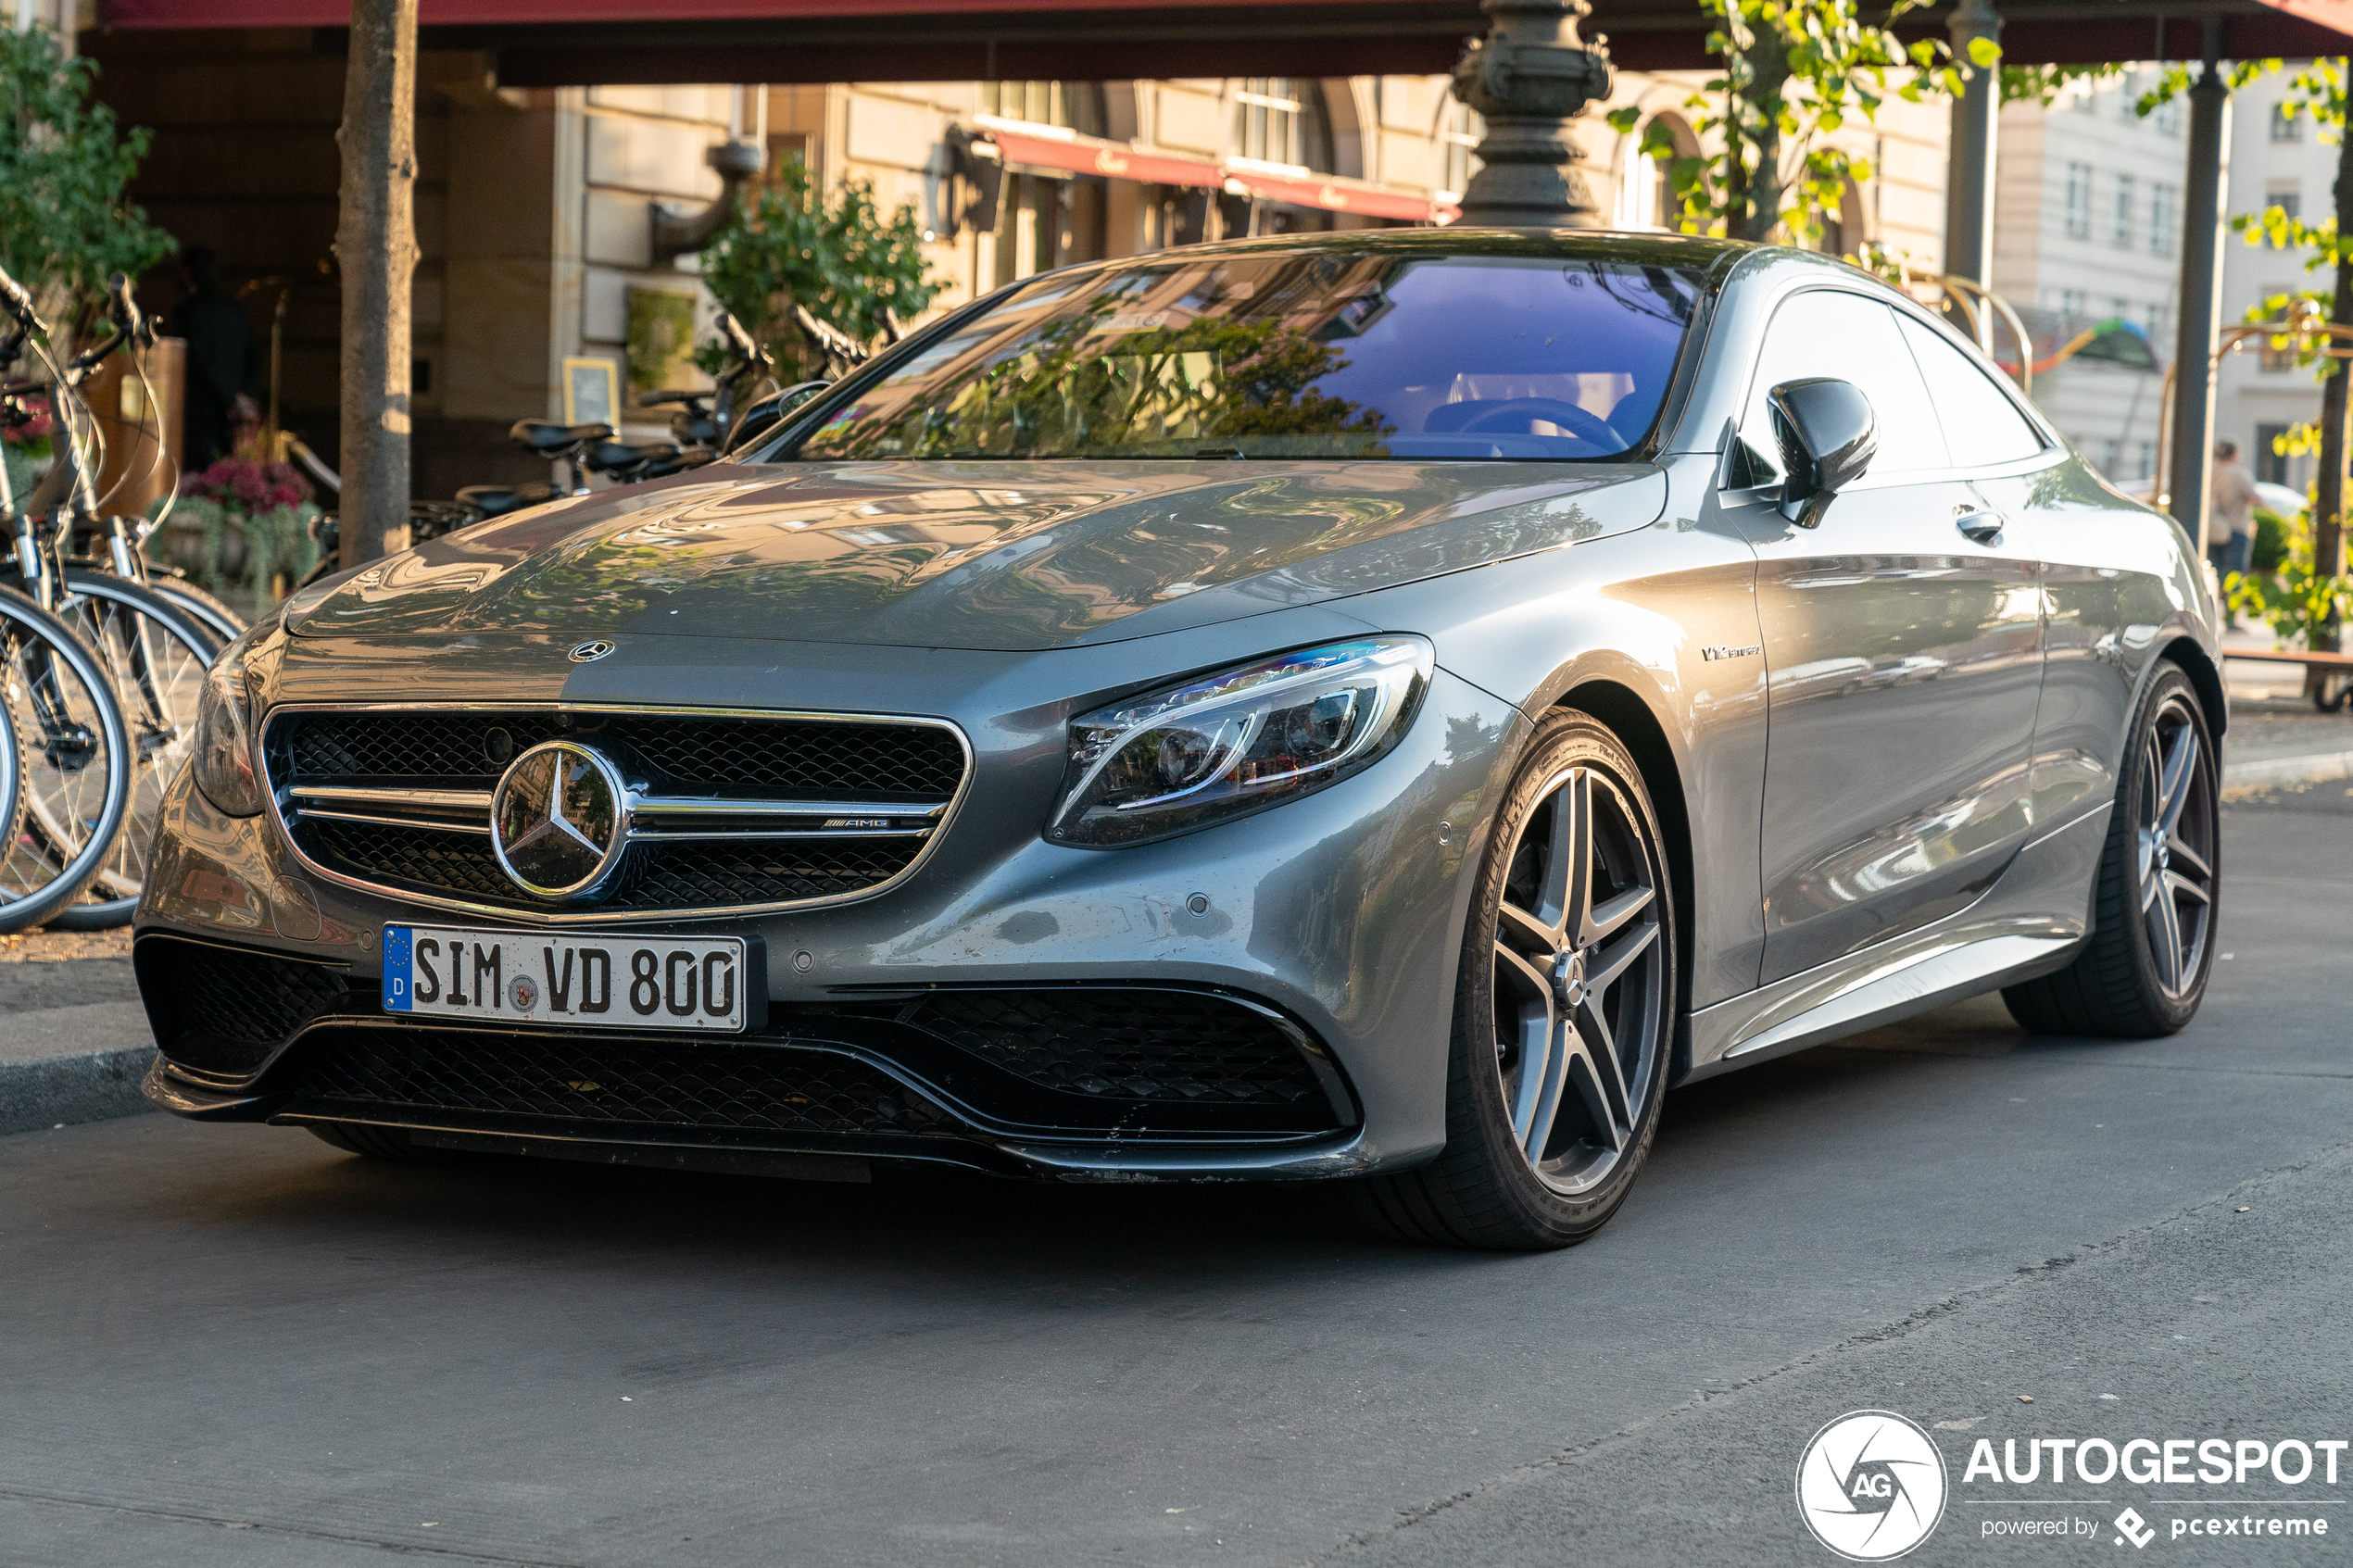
[1063,226,1756,277]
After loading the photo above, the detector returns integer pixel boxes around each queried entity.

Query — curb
[0,1047,157,1137]
[2223,748,2353,790]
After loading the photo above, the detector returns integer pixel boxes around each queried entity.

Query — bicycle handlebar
[0,263,45,335]
[104,272,155,350]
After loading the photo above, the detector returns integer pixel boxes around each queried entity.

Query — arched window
[980,81,1106,137]
[1617,113,1696,231]
[1230,79,1333,172]
[1438,98,1482,199]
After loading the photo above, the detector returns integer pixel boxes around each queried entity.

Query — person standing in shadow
[169,245,262,471]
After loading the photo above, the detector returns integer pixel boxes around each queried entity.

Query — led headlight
[1049,635,1432,847]
[190,621,271,817]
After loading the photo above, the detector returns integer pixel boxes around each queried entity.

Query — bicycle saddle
[457,482,557,517]
[587,440,677,474]
[508,420,614,455]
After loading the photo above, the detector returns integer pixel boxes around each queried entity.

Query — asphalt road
[3,789,2348,1568]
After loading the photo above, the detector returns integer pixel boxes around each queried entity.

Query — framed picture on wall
[562,357,620,428]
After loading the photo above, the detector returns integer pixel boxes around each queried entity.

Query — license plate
[381,926,749,1032]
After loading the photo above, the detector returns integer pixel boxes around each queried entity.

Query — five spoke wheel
[1491,761,1667,1196]
[2133,692,2216,1000]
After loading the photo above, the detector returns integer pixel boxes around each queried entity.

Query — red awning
[992,130,1226,189]
[1220,167,1441,222]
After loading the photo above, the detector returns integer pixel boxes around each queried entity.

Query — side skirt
[1680,804,2110,1082]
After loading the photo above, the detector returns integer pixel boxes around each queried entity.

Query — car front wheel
[1364,711,1679,1250]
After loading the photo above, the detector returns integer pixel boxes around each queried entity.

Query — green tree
[2144,57,2353,662]
[1607,0,1979,245]
[695,155,942,379]
[0,27,172,317]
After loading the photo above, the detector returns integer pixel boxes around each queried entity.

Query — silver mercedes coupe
[137,232,2222,1248]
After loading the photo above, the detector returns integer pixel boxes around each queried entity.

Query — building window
[1441,99,1483,202]
[2144,302,2165,340]
[1230,79,1332,172]
[2112,173,2135,246]
[2255,423,2292,483]
[2271,103,2303,142]
[2065,163,2093,239]
[2259,297,2298,370]
[980,80,1105,136]
[2138,441,2157,480]
[2266,183,2303,245]
[2150,183,2178,255]
[2060,287,2086,316]
[2111,295,2131,320]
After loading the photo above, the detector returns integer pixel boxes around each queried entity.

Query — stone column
[1449,0,1615,227]
[2167,20,2233,555]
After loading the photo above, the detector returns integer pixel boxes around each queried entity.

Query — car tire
[1362,710,1679,1250]
[307,1122,473,1164]
[2002,664,2220,1038]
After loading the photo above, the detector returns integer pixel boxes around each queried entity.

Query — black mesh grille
[899,989,1327,1108]
[277,710,964,797]
[137,938,354,1079]
[271,707,963,910]
[296,818,927,912]
[291,1029,942,1136]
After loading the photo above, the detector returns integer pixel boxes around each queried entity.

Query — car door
[1738,288,2045,985]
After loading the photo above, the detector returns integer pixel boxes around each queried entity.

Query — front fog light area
[1049,635,1432,847]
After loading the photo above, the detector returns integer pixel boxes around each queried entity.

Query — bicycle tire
[137,572,245,647]
[0,583,134,935]
[31,572,220,925]
[0,699,25,897]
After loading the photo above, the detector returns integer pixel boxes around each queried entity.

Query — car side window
[1743,290,1948,475]
[1895,316,2046,466]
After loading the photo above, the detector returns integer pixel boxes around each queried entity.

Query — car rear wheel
[1363,711,1678,1250]
[2002,664,2219,1037]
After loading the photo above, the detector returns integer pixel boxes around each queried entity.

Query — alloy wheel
[2134,691,2217,999]
[1490,762,1669,1196]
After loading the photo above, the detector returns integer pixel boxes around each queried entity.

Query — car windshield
[787,251,1708,462]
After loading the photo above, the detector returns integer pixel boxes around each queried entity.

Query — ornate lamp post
[1449,0,1616,226]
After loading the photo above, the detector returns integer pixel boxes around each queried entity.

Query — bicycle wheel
[139,572,245,647]
[28,572,218,926]
[0,583,134,934]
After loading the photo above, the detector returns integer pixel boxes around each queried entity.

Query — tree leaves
[694,154,943,379]
[0,27,173,317]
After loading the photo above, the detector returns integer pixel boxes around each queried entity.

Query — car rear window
[785,252,1708,462]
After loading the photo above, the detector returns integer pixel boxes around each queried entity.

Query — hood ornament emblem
[490,741,629,898]
[569,640,617,663]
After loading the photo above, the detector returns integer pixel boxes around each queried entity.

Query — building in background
[2216,76,2342,495]
[1991,70,2184,491]
[78,26,1950,495]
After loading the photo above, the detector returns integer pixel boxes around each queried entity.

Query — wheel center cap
[1553,950,1588,1008]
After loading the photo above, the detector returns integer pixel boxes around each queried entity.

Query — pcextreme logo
[1796,1411,1951,1561]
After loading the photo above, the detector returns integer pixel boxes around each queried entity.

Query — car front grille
[137,935,356,1079]
[286,1027,947,1138]
[263,706,968,917]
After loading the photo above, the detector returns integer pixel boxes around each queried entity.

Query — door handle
[1954,509,2005,543]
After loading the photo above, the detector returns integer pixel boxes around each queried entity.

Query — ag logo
[1795,1411,1948,1561]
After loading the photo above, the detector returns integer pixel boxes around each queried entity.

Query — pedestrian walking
[2208,439,2257,586]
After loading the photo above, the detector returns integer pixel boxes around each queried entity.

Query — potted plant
[152,457,321,616]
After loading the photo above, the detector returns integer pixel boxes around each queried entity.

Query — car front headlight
[1049,635,1432,847]
[191,623,271,817]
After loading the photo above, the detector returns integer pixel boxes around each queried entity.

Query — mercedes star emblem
[568,640,618,663]
[490,740,629,898]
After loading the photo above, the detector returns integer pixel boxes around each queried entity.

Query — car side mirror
[1768,378,1876,528]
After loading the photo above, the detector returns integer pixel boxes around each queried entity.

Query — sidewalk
[0,931,155,1136]
[2219,623,2352,791]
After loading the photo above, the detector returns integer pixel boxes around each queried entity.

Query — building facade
[1991,71,2185,491]
[2215,77,2342,494]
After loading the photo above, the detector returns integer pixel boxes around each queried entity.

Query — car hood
[286,458,1667,652]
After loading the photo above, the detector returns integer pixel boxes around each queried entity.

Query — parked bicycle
[0,265,218,932]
